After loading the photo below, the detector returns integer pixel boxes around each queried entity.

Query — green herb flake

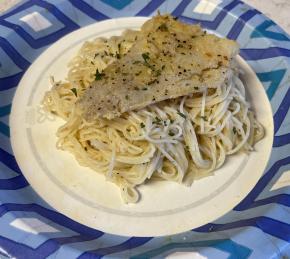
[200,116,207,121]
[95,69,104,80]
[170,119,174,124]
[161,65,165,70]
[125,95,129,100]
[168,131,175,136]
[154,69,161,76]
[142,87,148,91]
[116,43,121,59]
[177,111,186,119]
[140,122,145,128]
[233,127,237,134]
[142,52,150,63]
[71,88,77,97]
[154,117,162,124]
[158,23,168,31]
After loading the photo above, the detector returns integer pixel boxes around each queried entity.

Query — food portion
[77,15,239,120]
[43,14,264,203]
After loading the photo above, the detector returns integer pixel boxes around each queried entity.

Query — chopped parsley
[153,117,162,125]
[142,52,150,63]
[141,52,155,70]
[200,116,207,121]
[177,111,186,119]
[140,122,145,128]
[233,127,237,134]
[71,88,77,97]
[168,131,175,136]
[125,95,129,100]
[142,87,148,91]
[158,23,168,32]
[154,69,161,77]
[95,69,104,80]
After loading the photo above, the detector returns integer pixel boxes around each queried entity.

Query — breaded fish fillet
[77,14,239,120]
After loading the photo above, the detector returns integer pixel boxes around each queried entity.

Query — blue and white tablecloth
[0,0,290,258]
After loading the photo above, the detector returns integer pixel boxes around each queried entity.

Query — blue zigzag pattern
[130,239,252,259]
[0,0,79,49]
[257,69,286,100]
[0,0,290,258]
[251,20,290,41]
[227,9,260,40]
[0,104,11,137]
[179,0,242,30]
[100,0,134,10]
[0,203,103,258]
[195,216,290,242]
[78,237,153,259]
[0,147,28,189]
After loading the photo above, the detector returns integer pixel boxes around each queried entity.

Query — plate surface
[10,17,273,237]
[1,0,290,257]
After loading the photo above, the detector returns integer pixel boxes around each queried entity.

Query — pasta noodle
[43,29,264,203]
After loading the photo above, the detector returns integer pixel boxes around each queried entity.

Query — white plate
[10,17,273,237]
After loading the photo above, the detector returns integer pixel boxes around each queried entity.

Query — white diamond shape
[10,218,58,234]
[19,11,52,32]
[193,0,222,15]
[270,170,290,191]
